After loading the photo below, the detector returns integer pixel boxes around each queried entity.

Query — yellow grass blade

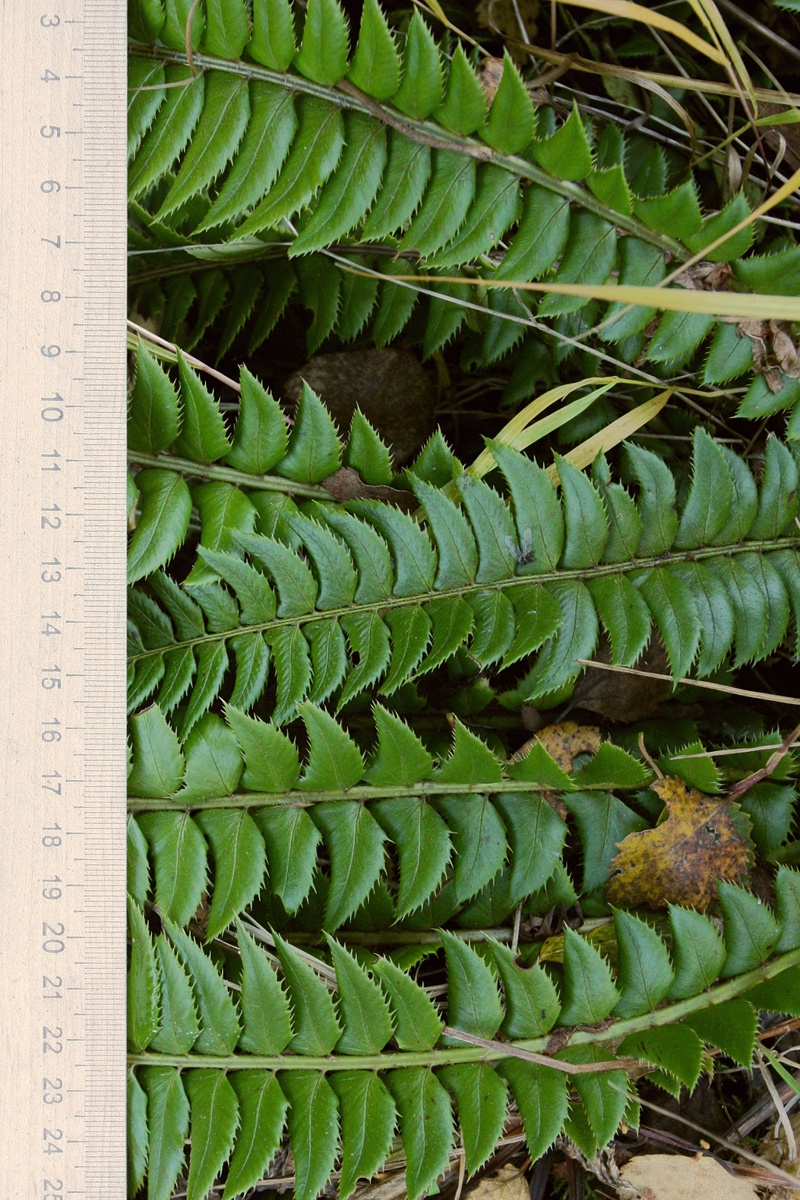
[396,275,800,322]
[417,0,448,21]
[553,0,726,64]
[754,108,800,127]
[668,163,800,279]
[469,394,601,478]
[473,391,610,475]
[468,384,669,486]
[691,106,800,173]
[467,377,617,478]
[501,390,612,455]
[684,0,754,103]
[411,0,480,46]
[544,391,671,479]
[582,162,800,341]
[508,38,800,104]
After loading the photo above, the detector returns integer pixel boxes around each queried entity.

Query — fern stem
[127,451,332,500]
[568,944,800,1045]
[128,43,688,260]
[269,928,516,946]
[128,776,644,812]
[127,947,800,1073]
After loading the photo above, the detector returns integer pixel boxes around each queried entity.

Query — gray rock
[283,349,435,466]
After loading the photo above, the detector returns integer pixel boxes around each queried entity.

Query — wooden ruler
[0,2,127,1196]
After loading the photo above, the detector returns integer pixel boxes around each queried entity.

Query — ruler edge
[0,0,132,1192]
[82,0,129,1188]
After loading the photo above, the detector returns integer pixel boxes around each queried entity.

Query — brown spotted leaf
[512,720,601,773]
[607,776,753,910]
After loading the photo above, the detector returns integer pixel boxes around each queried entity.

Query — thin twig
[511,902,523,954]
[441,1027,642,1074]
[637,733,663,780]
[453,1148,467,1200]
[760,1018,800,1044]
[575,659,800,708]
[675,742,800,760]
[727,720,800,799]
[127,320,242,392]
[184,0,201,75]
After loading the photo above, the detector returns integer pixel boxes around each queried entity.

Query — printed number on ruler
[37,11,81,1200]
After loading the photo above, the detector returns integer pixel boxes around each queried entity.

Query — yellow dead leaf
[607,776,752,910]
[397,269,800,322]
[467,1164,530,1200]
[619,1152,758,1200]
[553,0,726,65]
[539,919,616,965]
[512,720,601,774]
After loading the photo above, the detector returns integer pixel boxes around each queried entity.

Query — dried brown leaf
[760,1107,800,1178]
[512,720,602,772]
[677,262,732,291]
[467,1164,530,1200]
[606,776,752,910]
[619,1153,758,1200]
[736,319,800,392]
[479,55,505,103]
[572,636,672,722]
[322,467,414,507]
[772,323,800,377]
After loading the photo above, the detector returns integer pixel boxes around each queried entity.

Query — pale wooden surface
[0,1,127,1194]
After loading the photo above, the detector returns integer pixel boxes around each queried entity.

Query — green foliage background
[126,0,800,1197]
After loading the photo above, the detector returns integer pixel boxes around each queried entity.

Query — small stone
[283,349,435,466]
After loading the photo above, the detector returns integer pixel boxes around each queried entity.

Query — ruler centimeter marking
[0,2,127,1197]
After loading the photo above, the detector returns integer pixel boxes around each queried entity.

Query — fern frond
[128,428,800,731]
[127,342,397,583]
[127,876,800,1200]
[126,18,696,260]
[125,7,800,1200]
[125,0,800,407]
[127,700,664,930]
